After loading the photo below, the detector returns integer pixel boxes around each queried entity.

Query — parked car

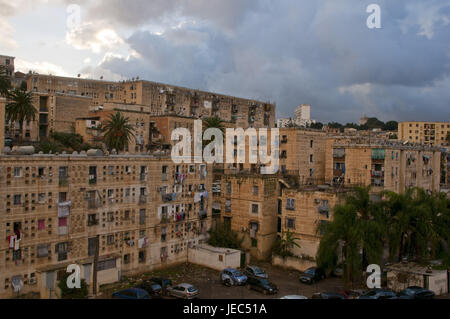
[332,265,344,277]
[397,286,435,299]
[358,289,397,299]
[136,280,163,298]
[280,295,308,299]
[112,288,150,299]
[342,290,364,299]
[246,276,278,295]
[244,266,268,279]
[167,283,199,299]
[220,268,247,286]
[299,267,326,284]
[311,292,347,299]
[149,277,172,295]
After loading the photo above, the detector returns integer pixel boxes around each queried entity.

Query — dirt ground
[97,261,347,299]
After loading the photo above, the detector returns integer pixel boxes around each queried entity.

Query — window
[139,209,146,225]
[309,154,314,163]
[310,140,314,148]
[286,218,296,229]
[58,192,67,202]
[139,251,146,263]
[251,204,259,214]
[98,259,116,271]
[226,182,232,194]
[253,186,259,195]
[14,167,21,177]
[107,235,114,245]
[286,198,295,210]
[189,165,195,173]
[37,244,49,258]
[38,219,45,231]
[107,212,114,222]
[88,214,98,226]
[38,167,45,177]
[123,254,130,264]
[55,242,69,261]
[14,194,21,205]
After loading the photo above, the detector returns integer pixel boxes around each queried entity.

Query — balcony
[161,193,174,202]
[199,210,207,220]
[59,177,69,186]
[161,215,170,224]
[89,175,97,184]
[140,173,147,182]
[139,195,148,204]
[87,199,101,209]
[88,219,99,227]
[162,173,168,181]
[371,170,385,178]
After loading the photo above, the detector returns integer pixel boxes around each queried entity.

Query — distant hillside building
[0,54,14,77]
[276,118,293,128]
[294,104,313,127]
[359,115,369,126]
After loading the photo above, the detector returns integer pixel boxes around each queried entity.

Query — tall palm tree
[273,230,301,258]
[316,186,385,285]
[102,112,135,152]
[202,116,225,147]
[5,89,36,143]
[0,65,12,97]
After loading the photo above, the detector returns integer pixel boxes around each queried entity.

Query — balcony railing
[139,195,148,204]
[87,199,101,209]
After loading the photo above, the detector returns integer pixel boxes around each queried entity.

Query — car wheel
[263,290,268,295]
[225,279,232,287]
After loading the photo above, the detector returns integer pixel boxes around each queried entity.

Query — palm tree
[316,186,385,285]
[273,230,301,258]
[202,116,225,147]
[0,65,12,97]
[5,89,36,143]
[102,112,135,152]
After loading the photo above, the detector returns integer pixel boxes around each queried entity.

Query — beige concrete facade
[218,174,279,260]
[280,187,342,258]
[0,153,212,298]
[398,121,450,146]
[325,139,441,194]
[0,98,5,150]
[27,74,275,129]
[6,92,92,143]
[0,55,14,77]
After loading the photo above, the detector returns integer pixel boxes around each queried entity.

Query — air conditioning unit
[28,278,37,285]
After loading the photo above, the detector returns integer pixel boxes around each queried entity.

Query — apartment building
[217,173,279,260]
[26,74,275,129]
[0,98,5,150]
[0,152,212,298]
[325,138,441,193]
[398,121,450,146]
[5,92,92,143]
[0,55,14,77]
[280,186,344,258]
[278,128,327,185]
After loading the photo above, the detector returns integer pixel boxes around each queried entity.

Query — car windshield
[260,279,270,285]
[305,268,315,275]
[151,284,161,290]
[231,270,243,276]
[187,287,197,292]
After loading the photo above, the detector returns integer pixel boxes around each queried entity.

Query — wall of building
[187,244,241,271]
[0,154,212,298]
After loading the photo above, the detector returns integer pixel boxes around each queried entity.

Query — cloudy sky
[1,0,449,123]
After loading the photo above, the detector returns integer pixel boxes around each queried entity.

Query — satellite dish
[100,76,103,80]
[77,74,81,78]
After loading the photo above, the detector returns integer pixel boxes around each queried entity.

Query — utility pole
[92,235,100,297]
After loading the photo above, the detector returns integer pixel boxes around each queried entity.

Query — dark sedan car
[358,289,397,299]
[136,280,163,298]
[299,267,326,284]
[244,266,268,279]
[112,288,150,299]
[397,286,435,300]
[149,277,172,295]
[311,292,347,299]
[246,276,278,295]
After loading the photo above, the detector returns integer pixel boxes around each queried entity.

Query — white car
[280,295,308,299]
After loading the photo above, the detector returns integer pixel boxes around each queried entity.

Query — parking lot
[98,262,347,299]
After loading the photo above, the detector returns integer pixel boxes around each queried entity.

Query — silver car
[167,283,199,299]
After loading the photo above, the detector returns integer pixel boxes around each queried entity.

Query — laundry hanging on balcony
[138,237,148,249]
[58,200,72,217]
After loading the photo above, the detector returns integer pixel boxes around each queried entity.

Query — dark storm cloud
[90,0,450,123]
